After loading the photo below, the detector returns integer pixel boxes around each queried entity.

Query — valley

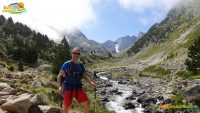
[1,0,200,113]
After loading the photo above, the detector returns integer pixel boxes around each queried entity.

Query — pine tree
[3,17,16,35]
[0,15,6,25]
[185,36,200,75]
[52,36,71,74]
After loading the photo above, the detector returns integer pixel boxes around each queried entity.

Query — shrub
[51,74,57,82]
[171,94,183,105]
[18,62,24,71]
[185,36,200,75]
[166,52,175,59]
[8,64,15,72]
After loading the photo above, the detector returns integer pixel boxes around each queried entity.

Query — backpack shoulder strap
[79,63,84,72]
[66,61,72,75]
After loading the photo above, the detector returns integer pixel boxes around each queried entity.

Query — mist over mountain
[60,29,110,53]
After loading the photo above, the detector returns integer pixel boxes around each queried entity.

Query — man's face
[71,50,80,60]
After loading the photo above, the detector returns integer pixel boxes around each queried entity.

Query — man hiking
[57,47,96,113]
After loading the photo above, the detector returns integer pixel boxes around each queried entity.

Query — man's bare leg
[63,104,70,113]
[80,101,90,113]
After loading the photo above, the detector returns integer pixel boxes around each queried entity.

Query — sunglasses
[72,52,80,55]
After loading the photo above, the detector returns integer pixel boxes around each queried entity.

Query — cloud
[0,0,97,41]
[118,0,183,26]
[118,0,182,12]
[140,10,165,25]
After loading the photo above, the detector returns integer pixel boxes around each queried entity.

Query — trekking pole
[60,96,62,113]
[94,87,97,113]
[60,99,62,113]
[60,90,64,113]
[93,71,97,113]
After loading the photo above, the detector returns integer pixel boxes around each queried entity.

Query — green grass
[142,65,170,78]
[131,17,200,61]
[171,94,184,105]
[177,71,200,80]
[28,80,115,113]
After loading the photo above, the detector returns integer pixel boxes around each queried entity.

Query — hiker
[57,47,96,113]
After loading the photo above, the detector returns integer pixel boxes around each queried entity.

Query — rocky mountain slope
[128,0,200,65]
[103,32,144,53]
[60,29,114,53]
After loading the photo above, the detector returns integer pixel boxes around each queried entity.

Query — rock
[137,94,157,104]
[0,92,9,96]
[1,87,18,95]
[0,82,18,95]
[32,80,42,87]
[37,64,51,71]
[181,84,200,106]
[182,99,188,104]
[4,73,13,79]
[123,102,136,109]
[118,80,127,84]
[21,72,33,79]
[47,82,57,89]
[0,99,7,106]
[1,93,33,113]
[132,90,145,96]
[116,91,123,95]
[165,87,173,94]
[0,108,9,113]
[29,105,43,113]
[105,83,112,87]
[38,105,60,113]
[0,83,10,91]
[30,94,48,105]
[109,88,119,94]
[101,97,109,103]
[99,89,106,96]
[125,95,136,100]
[17,87,32,94]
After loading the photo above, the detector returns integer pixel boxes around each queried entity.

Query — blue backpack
[62,61,84,90]
[61,61,85,99]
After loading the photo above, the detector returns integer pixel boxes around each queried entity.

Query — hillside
[127,0,200,65]
[0,15,114,113]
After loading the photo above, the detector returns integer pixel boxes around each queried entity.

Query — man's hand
[58,86,63,94]
[90,82,96,89]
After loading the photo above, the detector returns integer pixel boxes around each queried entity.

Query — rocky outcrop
[0,82,60,113]
[38,105,60,113]
[1,93,34,113]
[123,102,136,109]
[181,84,200,106]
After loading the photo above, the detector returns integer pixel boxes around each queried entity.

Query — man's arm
[57,70,65,87]
[83,73,95,88]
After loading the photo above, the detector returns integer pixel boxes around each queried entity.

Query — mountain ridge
[127,0,200,65]
[103,32,145,53]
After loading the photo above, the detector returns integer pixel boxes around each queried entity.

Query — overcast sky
[0,0,182,43]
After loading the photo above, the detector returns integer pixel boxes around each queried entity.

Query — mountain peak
[103,32,143,53]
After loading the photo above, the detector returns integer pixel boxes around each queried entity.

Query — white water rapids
[98,75,144,113]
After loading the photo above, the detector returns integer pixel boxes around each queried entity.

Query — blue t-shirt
[60,61,85,75]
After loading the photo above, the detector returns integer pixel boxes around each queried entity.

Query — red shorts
[64,89,89,107]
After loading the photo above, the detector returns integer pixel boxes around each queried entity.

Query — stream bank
[94,72,200,113]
